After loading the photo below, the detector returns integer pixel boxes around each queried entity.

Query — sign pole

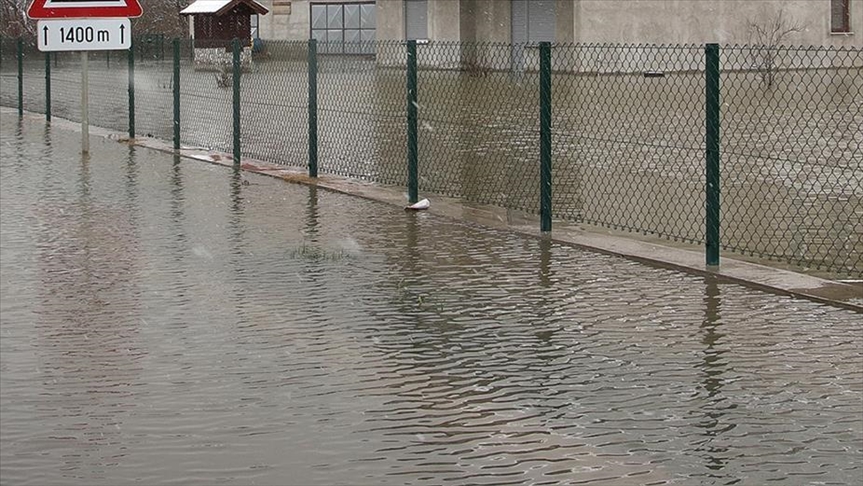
[82,51,89,154]
[28,0,143,156]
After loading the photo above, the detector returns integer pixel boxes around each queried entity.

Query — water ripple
[0,114,861,485]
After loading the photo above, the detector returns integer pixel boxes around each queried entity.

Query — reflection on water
[1,115,861,485]
[695,278,732,478]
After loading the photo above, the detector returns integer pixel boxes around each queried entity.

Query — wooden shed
[181,0,269,69]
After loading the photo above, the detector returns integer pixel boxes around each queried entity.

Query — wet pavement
[1,114,862,485]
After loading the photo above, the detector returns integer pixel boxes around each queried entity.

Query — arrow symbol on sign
[43,25,49,46]
[120,24,125,45]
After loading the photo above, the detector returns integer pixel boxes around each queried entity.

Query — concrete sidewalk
[6,107,861,312]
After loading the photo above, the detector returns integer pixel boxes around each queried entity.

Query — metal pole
[173,38,180,151]
[82,51,89,154]
[232,38,241,166]
[539,42,553,233]
[17,38,23,117]
[705,43,721,267]
[406,39,418,204]
[45,52,51,122]
[128,40,135,138]
[307,39,318,177]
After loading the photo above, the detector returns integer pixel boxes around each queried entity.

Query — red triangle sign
[28,0,143,19]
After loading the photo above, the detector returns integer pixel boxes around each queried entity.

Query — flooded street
[1,116,861,485]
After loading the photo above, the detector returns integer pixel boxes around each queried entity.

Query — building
[181,0,270,69]
[253,0,860,48]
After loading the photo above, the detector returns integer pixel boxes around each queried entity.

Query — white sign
[37,18,131,52]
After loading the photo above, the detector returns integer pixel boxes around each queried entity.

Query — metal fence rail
[1,37,860,278]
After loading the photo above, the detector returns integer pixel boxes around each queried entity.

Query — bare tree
[1,0,37,38]
[132,0,192,38]
[747,8,804,87]
[0,0,192,39]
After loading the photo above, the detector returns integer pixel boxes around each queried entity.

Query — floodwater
[2,43,861,277]
[1,113,862,485]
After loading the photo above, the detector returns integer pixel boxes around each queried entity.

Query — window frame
[830,0,852,34]
[310,1,376,55]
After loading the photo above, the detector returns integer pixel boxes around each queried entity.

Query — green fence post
[17,38,23,117]
[539,41,553,233]
[406,39,418,204]
[232,38,241,166]
[705,43,721,267]
[173,38,180,151]
[128,40,135,138]
[45,52,51,122]
[308,39,318,177]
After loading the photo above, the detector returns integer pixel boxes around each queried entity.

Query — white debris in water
[192,246,214,259]
[335,237,362,255]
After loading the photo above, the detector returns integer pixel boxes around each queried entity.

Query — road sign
[28,0,143,19]
[38,18,131,51]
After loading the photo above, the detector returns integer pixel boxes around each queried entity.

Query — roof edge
[180,0,269,16]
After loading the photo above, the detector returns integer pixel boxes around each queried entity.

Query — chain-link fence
[721,46,862,274]
[1,38,860,278]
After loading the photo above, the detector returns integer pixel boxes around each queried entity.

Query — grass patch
[289,242,350,262]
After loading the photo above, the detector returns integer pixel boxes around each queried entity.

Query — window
[831,0,851,33]
[405,0,428,40]
[311,2,376,54]
[251,14,259,39]
[511,0,555,44]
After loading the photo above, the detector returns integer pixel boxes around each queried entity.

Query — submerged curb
[7,108,861,313]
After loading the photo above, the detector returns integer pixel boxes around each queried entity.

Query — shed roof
[180,0,268,16]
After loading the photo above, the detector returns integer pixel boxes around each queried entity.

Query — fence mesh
[240,41,308,167]
[553,44,706,243]
[1,38,860,278]
[0,38,45,116]
[721,46,862,275]
[177,40,234,154]
[316,41,405,183]
[416,42,541,212]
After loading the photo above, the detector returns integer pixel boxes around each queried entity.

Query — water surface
[1,114,861,485]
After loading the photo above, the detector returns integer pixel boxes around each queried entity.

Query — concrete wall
[377,0,466,42]
[258,0,306,40]
[571,0,862,47]
[428,0,462,41]
[472,0,512,43]
[358,0,862,47]
[376,0,404,40]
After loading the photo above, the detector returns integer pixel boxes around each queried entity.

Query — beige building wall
[376,0,405,40]
[571,0,861,47]
[375,0,860,46]
[258,0,307,40]
[428,0,462,41]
